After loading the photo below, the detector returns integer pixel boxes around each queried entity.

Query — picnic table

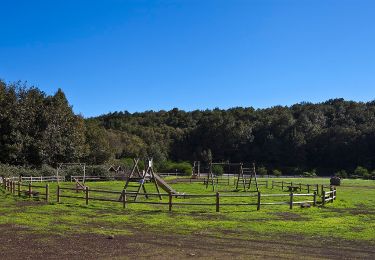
[287,185,300,192]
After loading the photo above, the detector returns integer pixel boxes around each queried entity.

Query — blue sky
[1,0,374,117]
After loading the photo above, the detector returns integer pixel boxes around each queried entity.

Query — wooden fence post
[10,181,13,193]
[299,183,302,191]
[322,191,326,205]
[313,191,317,206]
[13,181,16,194]
[330,187,334,203]
[45,184,49,202]
[271,180,274,189]
[316,184,319,195]
[289,193,293,209]
[307,184,310,193]
[168,193,172,212]
[216,192,220,212]
[57,185,61,203]
[321,185,324,196]
[18,181,21,197]
[28,183,32,198]
[334,188,337,200]
[281,181,284,191]
[257,192,261,211]
[85,186,89,205]
[122,189,127,209]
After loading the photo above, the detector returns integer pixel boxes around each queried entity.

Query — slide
[153,173,178,194]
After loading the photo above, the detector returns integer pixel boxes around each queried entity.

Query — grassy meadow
[1,177,374,244]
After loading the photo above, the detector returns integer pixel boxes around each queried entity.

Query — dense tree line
[93,100,375,176]
[1,80,375,176]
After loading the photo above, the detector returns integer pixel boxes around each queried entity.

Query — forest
[1,80,375,177]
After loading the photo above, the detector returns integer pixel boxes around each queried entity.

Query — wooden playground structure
[118,158,179,201]
[203,161,259,192]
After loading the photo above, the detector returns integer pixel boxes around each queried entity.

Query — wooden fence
[2,178,337,213]
[3,176,65,183]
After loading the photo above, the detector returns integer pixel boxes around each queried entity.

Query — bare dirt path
[0,225,374,259]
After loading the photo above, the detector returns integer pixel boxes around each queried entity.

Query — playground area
[0,176,374,259]
[2,159,338,212]
[1,160,375,259]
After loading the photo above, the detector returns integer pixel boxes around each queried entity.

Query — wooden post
[334,188,337,200]
[168,193,172,212]
[321,185,324,196]
[257,192,261,211]
[330,187,334,203]
[45,184,49,202]
[28,183,32,198]
[122,189,127,208]
[13,181,16,194]
[299,183,302,191]
[18,182,21,197]
[289,193,293,209]
[271,180,274,189]
[322,191,326,206]
[57,185,61,203]
[307,184,310,193]
[9,181,12,193]
[313,191,317,206]
[216,192,220,212]
[281,181,284,191]
[316,184,319,195]
[85,186,89,205]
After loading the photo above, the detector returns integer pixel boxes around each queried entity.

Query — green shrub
[353,166,369,179]
[87,165,110,177]
[257,166,268,177]
[303,170,317,177]
[40,164,56,176]
[335,170,348,179]
[272,169,282,177]
[157,161,192,176]
[212,165,224,176]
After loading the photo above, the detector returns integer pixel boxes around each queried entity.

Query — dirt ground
[0,225,374,259]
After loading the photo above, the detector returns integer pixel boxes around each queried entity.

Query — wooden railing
[1,179,337,213]
[2,176,65,183]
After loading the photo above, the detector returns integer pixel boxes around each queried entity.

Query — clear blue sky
[1,0,374,117]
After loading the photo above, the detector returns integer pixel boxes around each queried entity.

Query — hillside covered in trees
[1,80,375,175]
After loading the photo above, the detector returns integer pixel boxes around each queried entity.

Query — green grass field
[1,177,374,243]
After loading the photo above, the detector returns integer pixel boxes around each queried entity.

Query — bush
[353,166,369,179]
[272,169,282,177]
[212,165,224,176]
[157,161,192,176]
[371,170,375,180]
[257,166,268,177]
[335,170,348,179]
[40,164,56,176]
[87,165,110,177]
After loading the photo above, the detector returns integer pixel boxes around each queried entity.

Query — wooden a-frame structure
[119,158,162,201]
[236,162,259,192]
